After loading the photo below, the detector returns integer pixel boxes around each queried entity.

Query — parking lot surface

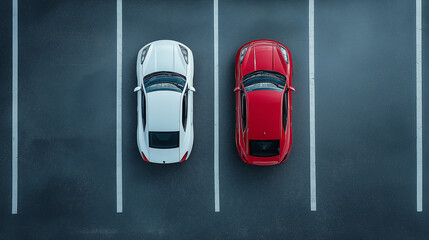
[0,0,428,239]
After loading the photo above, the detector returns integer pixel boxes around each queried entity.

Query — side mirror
[134,86,142,92]
[189,86,196,92]
[233,86,241,92]
[289,86,296,92]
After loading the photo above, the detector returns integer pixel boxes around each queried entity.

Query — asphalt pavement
[0,0,428,239]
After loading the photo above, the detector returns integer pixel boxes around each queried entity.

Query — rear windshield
[249,140,280,157]
[149,131,179,149]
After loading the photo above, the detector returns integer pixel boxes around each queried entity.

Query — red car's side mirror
[234,86,241,92]
[289,86,296,92]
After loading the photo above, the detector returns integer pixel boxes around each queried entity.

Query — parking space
[217,0,312,238]
[424,0,429,215]
[315,0,427,238]
[1,0,428,239]
[120,0,215,237]
[2,0,119,238]
[0,0,12,219]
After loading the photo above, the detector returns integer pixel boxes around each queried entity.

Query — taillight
[141,152,149,162]
[180,152,188,162]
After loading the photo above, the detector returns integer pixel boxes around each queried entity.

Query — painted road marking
[309,0,317,212]
[214,0,220,213]
[12,0,18,215]
[416,0,423,212]
[116,0,123,213]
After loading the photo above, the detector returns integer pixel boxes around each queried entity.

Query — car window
[141,91,146,130]
[243,70,286,92]
[149,131,180,149]
[144,72,186,93]
[182,87,188,130]
[249,140,280,157]
[241,91,246,132]
[145,77,185,93]
[244,77,285,92]
[282,91,288,131]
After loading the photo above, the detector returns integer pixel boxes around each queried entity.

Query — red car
[234,39,295,166]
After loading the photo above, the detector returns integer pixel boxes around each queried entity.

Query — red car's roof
[241,41,288,77]
[246,90,282,140]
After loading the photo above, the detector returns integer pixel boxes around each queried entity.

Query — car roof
[147,90,181,131]
[246,90,283,140]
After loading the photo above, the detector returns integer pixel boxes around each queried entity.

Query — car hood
[142,41,187,76]
[246,90,282,140]
[241,42,288,77]
[147,90,181,131]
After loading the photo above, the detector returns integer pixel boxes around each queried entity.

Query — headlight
[179,45,188,64]
[279,45,289,64]
[140,45,150,64]
[239,45,249,63]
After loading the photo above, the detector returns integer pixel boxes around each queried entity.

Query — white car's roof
[147,90,181,131]
[142,40,187,77]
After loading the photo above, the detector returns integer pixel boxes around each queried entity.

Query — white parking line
[309,0,317,212]
[416,0,423,213]
[116,0,123,213]
[12,0,18,215]
[213,0,220,213]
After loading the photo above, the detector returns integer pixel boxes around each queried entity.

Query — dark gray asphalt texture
[315,0,427,239]
[0,0,428,239]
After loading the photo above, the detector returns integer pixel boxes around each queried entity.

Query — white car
[134,40,195,164]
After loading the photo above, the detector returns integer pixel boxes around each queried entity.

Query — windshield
[144,72,186,93]
[243,71,286,92]
[149,131,180,149]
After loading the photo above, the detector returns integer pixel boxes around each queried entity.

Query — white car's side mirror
[134,86,142,92]
[189,86,196,92]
